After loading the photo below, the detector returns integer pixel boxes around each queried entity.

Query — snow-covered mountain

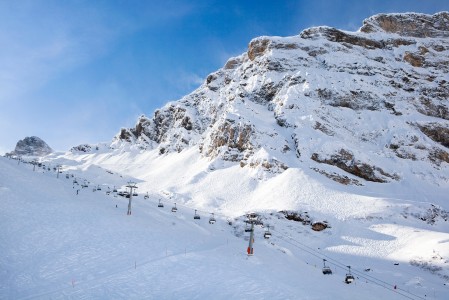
[7,136,53,157]
[110,12,449,187]
[2,12,449,299]
[54,11,449,221]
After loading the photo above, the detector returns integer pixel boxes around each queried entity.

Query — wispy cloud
[0,1,198,151]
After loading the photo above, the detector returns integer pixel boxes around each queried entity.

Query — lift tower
[126,181,138,215]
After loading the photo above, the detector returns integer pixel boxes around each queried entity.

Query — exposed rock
[224,57,242,70]
[70,144,92,153]
[204,119,254,161]
[360,12,449,38]
[301,26,383,49]
[280,211,330,231]
[311,149,399,183]
[403,52,424,67]
[248,38,270,61]
[9,136,53,156]
[311,222,328,231]
[311,167,363,186]
[418,123,449,148]
[428,148,449,166]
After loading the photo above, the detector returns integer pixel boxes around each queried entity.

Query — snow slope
[1,156,449,299]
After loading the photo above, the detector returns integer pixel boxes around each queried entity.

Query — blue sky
[0,0,448,154]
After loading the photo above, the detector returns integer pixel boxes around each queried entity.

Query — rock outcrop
[9,136,53,157]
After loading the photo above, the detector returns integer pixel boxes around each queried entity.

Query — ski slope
[1,155,449,299]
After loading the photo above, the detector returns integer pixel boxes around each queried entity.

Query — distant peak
[10,136,53,157]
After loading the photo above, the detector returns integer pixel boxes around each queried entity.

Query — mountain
[56,11,449,217]
[111,11,449,187]
[3,12,449,299]
[8,136,53,157]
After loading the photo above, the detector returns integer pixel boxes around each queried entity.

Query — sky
[0,0,448,154]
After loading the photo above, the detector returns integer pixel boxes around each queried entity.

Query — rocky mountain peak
[111,11,449,186]
[9,136,53,157]
[360,12,449,38]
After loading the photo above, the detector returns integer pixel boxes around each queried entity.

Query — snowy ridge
[107,12,449,188]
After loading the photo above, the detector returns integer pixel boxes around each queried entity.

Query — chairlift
[171,203,177,212]
[209,213,216,224]
[247,212,258,221]
[73,179,78,184]
[322,259,332,275]
[194,209,201,220]
[97,185,101,191]
[113,186,117,193]
[264,225,272,239]
[158,199,164,208]
[244,221,252,232]
[345,266,355,284]
[65,174,69,179]
[144,192,149,199]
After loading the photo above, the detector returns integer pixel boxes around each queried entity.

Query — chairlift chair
[171,203,177,212]
[97,185,101,191]
[194,209,201,220]
[345,266,355,284]
[65,174,69,179]
[158,199,164,208]
[113,186,117,193]
[144,192,149,199]
[209,213,216,224]
[322,259,332,275]
[264,225,272,239]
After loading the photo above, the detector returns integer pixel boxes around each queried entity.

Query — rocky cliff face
[112,12,449,185]
[9,136,53,157]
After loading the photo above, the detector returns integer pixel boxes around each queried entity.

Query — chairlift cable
[271,228,426,300]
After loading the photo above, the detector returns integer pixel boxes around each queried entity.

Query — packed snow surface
[1,155,449,299]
